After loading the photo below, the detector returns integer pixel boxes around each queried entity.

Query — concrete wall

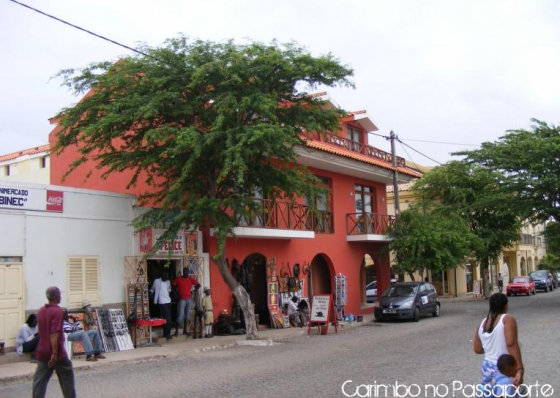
[0,182,135,312]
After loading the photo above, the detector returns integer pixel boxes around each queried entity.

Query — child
[494,354,522,398]
[202,287,214,338]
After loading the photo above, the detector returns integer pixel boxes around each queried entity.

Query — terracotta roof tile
[0,144,50,163]
[305,140,422,178]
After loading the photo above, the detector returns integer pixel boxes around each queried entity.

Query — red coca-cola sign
[46,190,64,212]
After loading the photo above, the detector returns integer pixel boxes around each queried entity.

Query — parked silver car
[374,282,440,322]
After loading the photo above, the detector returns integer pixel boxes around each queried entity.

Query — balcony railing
[302,131,406,168]
[346,213,395,236]
[237,198,333,233]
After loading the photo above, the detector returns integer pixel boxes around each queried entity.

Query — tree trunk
[214,255,259,340]
[481,258,491,299]
[408,272,416,281]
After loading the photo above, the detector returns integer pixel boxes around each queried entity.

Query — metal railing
[302,131,406,168]
[237,198,333,233]
[346,213,395,236]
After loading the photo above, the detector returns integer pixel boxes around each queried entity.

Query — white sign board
[0,185,63,212]
[310,295,331,323]
[154,233,185,255]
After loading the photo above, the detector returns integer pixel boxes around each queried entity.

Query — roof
[306,140,423,178]
[0,144,50,163]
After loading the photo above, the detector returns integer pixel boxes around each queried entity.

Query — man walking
[497,273,504,293]
[32,286,76,398]
[172,267,200,337]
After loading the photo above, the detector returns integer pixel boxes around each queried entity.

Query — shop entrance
[147,258,181,318]
[310,254,332,295]
[241,253,269,326]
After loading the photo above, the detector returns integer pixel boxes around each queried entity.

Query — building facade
[46,94,421,326]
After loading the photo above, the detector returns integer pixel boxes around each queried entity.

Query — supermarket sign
[0,185,64,212]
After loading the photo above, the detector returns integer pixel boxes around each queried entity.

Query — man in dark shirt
[172,267,200,336]
[32,286,76,398]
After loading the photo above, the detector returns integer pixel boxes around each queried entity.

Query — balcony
[346,213,395,242]
[301,131,406,168]
[518,233,535,246]
[224,199,333,239]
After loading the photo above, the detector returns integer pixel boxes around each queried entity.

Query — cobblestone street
[2,291,559,398]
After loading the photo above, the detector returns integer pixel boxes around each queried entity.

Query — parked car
[506,276,536,296]
[374,281,440,322]
[366,279,397,303]
[529,270,553,292]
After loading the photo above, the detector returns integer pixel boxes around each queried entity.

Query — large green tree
[414,161,520,297]
[458,119,560,222]
[53,37,353,339]
[388,205,478,281]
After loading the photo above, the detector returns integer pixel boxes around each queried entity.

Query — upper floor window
[4,165,10,176]
[354,184,376,214]
[40,156,47,169]
[347,125,363,151]
[305,176,333,233]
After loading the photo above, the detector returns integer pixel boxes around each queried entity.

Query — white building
[0,181,208,348]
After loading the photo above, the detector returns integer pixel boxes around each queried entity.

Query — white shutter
[67,257,100,307]
[84,258,100,304]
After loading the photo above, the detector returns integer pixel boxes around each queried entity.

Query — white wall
[0,182,135,311]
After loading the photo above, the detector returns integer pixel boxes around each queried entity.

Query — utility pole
[390,130,400,218]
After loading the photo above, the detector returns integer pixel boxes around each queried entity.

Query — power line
[398,139,423,172]
[7,0,171,66]
[397,137,478,147]
[397,138,442,165]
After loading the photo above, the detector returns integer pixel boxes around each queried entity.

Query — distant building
[0,145,50,184]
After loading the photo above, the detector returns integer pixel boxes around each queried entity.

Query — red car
[506,276,536,296]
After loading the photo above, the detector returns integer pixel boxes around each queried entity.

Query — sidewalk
[0,314,374,385]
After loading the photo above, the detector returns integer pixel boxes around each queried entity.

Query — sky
[1,0,559,167]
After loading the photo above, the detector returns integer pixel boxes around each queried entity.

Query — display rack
[334,274,347,320]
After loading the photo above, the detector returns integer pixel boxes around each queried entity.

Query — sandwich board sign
[307,294,337,335]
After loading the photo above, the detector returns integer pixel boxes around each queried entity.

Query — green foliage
[537,253,560,272]
[388,205,477,278]
[544,221,560,258]
[52,37,354,255]
[413,161,520,265]
[457,119,560,222]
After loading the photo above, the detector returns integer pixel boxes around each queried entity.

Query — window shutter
[67,257,100,307]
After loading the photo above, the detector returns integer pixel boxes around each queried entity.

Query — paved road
[2,290,559,398]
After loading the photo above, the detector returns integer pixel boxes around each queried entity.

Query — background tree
[414,161,520,297]
[458,119,560,222]
[53,37,353,339]
[388,205,478,281]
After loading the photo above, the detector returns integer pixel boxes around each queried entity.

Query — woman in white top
[472,293,524,397]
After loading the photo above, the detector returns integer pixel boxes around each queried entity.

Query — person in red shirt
[172,267,200,337]
[32,286,76,398]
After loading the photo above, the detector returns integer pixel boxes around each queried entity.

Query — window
[5,165,10,176]
[354,184,375,214]
[347,126,363,152]
[305,176,333,233]
[40,157,47,169]
[67,257,100,307]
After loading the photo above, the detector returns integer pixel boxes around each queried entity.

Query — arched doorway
[534,256,539,270]
[310,254,332,296]
[527,257,533,273]
[241,253,269,326]
[520,258,526,276]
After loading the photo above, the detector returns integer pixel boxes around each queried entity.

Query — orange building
[48,93,421,322]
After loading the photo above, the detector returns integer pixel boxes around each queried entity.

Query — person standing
[16,314,39,360]
[472,293,524,397]
[32,286,76,398]
[151,271,173,340]
[497,273,504,293]
[202,287,214,338]
[171,267,200,337]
